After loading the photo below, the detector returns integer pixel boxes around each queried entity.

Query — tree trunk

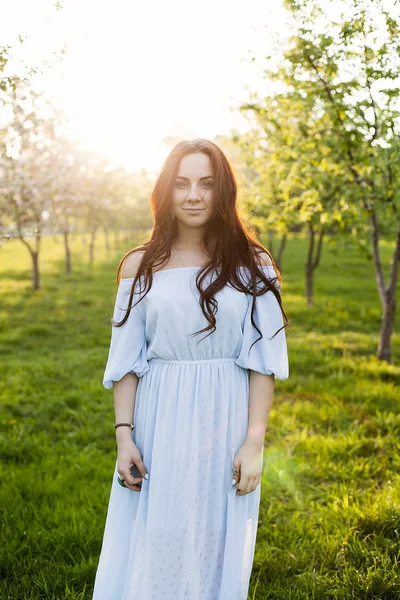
[305,263,314,306]
[114,229,120,249]
[305,224,324,307]
[276,234,287,272]
[104,227,110,255]
[89,229,96,265]
[378,291,396,362]
[373,218,400,363]
[63,230,71,274]
[32,251,40,290]
[267,229,274,255]
[17,226,41,290]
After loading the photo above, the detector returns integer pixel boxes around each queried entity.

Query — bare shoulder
[120,250,145,279]
[253,250,273,267]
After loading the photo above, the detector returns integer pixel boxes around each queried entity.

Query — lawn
[0,231,399,599]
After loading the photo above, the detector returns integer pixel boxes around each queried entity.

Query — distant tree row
[0,46,153,289]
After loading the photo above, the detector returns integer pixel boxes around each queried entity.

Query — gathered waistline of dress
[149,357,237,365]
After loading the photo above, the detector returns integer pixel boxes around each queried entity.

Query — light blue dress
[92,265,289,600]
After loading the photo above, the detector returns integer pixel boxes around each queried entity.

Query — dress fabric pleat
[92,265,289,600]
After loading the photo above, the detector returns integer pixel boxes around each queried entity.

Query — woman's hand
[232,439,263,496]
[117,438,149,492]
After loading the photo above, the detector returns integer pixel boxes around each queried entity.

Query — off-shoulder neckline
[118,264,276,283]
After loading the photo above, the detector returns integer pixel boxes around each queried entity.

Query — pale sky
[2,0,288,174]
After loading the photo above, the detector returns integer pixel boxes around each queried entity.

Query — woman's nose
[187,185,201,200]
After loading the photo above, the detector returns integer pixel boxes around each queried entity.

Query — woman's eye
[176,181,212,189]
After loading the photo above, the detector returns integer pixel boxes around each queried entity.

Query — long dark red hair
[113,138,289,351]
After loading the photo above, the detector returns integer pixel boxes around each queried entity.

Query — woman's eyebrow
[176,175,213,181]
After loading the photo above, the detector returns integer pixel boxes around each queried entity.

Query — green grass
[1,231,399,599]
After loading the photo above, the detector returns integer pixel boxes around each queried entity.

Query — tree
[45,136,86,274]
[239,0,400,360]
[0,81,59,289]
[237,93,358,303]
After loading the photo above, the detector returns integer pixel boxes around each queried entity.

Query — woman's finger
[123,481,142,492]
[237,476,256,495]
[117,474,142,492]
[118,467,141,486]
[117,468,143,491]
[232,462,241,486]
[236,472,250,493]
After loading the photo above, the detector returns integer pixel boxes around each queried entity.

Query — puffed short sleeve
[235,266,289,380]
[102,278,150,389]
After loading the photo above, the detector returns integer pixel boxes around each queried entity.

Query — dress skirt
[93,357,262,600]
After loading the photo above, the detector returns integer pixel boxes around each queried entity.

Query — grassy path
[0,233,399,599]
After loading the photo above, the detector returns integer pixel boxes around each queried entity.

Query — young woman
[92,139,289,600]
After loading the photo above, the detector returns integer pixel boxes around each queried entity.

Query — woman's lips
[184,208,204,214]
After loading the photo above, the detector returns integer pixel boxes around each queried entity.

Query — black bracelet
[114,422,135,430]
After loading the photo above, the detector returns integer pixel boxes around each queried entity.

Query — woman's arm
[114,374,139,447]
[245,249,276,447]
[233,371,275,496]
[245,370,275,448]
[114,371,149,490]
[113,250,144,448]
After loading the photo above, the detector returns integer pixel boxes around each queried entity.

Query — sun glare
[2,0,287,173]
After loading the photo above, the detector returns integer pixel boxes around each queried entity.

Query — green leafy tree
[238,92,358,303]
[283,0,400,362]
[239,0,400,361]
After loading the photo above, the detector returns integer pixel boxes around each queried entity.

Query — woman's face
[171,152,214,227]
